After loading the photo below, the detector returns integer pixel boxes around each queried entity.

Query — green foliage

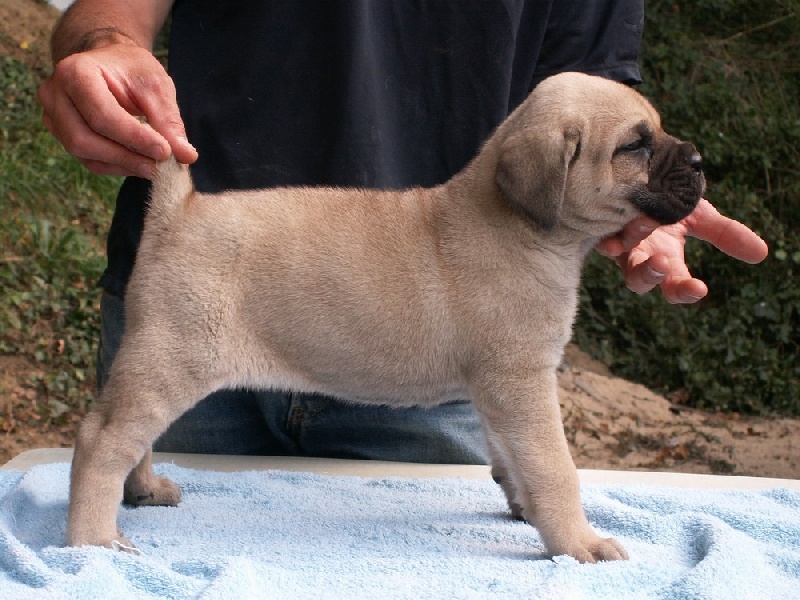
[1,56,119,418]
[575,1,800,415]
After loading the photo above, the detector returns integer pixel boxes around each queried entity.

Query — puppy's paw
[66,528,140,554]
[123,475,182,507]
[581,535,628,563]
[559,534,629,563]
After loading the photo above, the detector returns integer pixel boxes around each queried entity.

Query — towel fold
[0,463,797,599]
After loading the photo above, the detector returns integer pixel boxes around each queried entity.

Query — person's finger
[41,96,156,179]
[659,274,708,304]
[595,218,661,258]
[127,75,198,164]
[595,236,624,258]
[684,199,769,264]
[172,135,199,164]
[61,65,171,161]
[633,238,708,304]
[617,218,662,253]
[621,252,669,295]
[79,157,155,178]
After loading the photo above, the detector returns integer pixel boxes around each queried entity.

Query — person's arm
[37,0,197,179]
[50,0,169,61]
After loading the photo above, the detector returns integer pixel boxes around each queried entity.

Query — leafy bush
[575,0,800,415]
[0,56,118,419]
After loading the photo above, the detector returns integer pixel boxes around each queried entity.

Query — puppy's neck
[442,162,592,265]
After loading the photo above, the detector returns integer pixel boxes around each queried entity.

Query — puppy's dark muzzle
[632,141,705,225]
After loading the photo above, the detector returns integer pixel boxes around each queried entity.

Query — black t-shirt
[100,0,643,297]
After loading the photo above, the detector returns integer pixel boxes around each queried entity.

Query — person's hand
[37,43,198,179]
[596,199,769,304]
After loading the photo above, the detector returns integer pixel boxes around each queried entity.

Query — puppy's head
[494,72,705,237]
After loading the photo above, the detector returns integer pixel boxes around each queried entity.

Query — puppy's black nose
[689,152,703,173]
[678,142,703,173]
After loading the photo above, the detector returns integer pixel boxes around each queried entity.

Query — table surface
[4,447,799,490]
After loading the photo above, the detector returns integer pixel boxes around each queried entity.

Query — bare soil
[0,354,81,464]
[0,0,59,74]
[2,0,798,480]
[559,346,800,478]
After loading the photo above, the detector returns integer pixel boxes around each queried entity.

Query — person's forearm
[51,0,174,62]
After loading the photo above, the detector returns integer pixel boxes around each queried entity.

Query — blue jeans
[97,292,488,464]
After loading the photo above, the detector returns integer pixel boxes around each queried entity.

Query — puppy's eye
[621,139,644,152]
[614,138,652,157]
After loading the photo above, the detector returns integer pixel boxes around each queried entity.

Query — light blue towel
[0,462,797,599]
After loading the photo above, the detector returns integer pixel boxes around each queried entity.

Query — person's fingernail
[638,224,657,235]
[177,135,197,153]
[647,266,666,280]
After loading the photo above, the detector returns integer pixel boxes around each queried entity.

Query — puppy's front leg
[474,368,627,563]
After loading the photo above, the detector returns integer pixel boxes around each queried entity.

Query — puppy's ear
[495,122,583,230]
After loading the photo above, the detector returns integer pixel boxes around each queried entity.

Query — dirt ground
[0,0,59,73]
[2,0,799,479]
[559,346,800,478]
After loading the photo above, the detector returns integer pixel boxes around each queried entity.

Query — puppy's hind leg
[484,428,525,520]
[67,340,214,551]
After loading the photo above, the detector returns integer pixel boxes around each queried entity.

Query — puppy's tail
[148,155,195,224]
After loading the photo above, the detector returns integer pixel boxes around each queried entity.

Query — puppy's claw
[567,536,628,563]
[110,537,141,555]
[548,530,629,563]
[589,536,628,562]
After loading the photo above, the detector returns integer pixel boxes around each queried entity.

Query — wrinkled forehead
[584,77,661,128]
[591,88,663,147]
